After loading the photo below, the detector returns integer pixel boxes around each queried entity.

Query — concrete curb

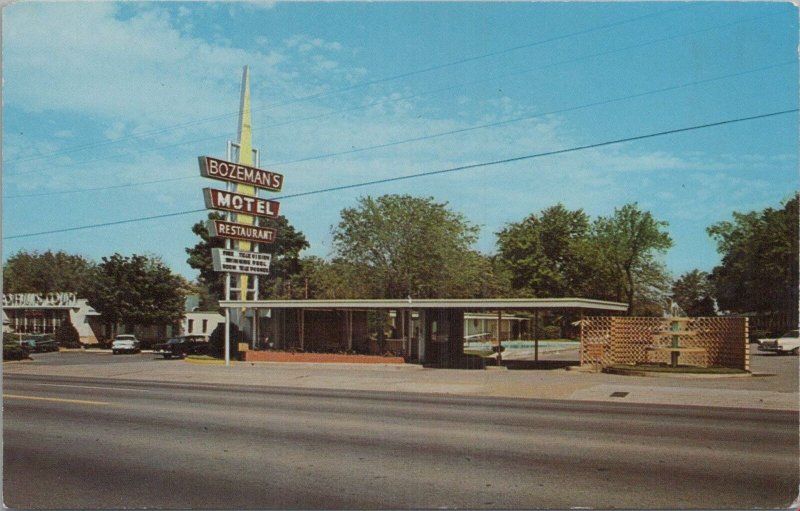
[602,367,754,378]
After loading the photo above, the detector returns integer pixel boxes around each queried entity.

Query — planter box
[243,351,405,364]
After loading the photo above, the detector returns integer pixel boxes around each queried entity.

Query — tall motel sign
[198,66,284,365]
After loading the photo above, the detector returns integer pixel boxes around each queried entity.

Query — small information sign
[211,248,271,275]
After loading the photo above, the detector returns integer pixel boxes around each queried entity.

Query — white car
[111,335,141,355]
[758,330,799,356]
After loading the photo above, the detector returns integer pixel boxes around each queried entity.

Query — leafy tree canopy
[185,213,309,303]
[3,250,95,295]
[185,212,226,302]
[84,253,188,328]
[707,194,798,316]
[592,203,673,315]
[495,203,672,315]
[331,194,499,299]
[672,269,716,317]
[496,204,591,297]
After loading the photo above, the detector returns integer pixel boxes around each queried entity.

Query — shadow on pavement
[502,360,580,370]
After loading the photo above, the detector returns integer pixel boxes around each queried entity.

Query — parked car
[19,337,59,353]
[758,330,800,356]
[111,334,141,355]
[152,335,208,359]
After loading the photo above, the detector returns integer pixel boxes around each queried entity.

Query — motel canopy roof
[219,297,628,312]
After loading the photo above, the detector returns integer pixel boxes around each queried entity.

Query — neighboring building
[181,294,225,339]
[2,293,103,343]
[1,292,210,345]
[182,311,225,339]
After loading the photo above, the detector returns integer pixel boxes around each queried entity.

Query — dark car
[153,335,209,359]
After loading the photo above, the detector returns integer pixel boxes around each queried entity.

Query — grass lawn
[463,349,495,358]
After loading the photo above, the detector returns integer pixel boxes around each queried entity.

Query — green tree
[707,194,798,318]
[54,318,81,348]
[331,194,494,299]
[591,203,673,315]
[84,254,187,336]
[185,212,226,302]
[496,204,591,296]
[671,270,716,317]
[3,250,95,295]
[185,213,309,302]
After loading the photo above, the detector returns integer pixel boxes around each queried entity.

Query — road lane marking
[3,394,111,406]
[35,383,151,393]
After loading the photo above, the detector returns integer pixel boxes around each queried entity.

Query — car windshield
[782,330,799,338]
[115,336,136,340]
[167,338,185,344]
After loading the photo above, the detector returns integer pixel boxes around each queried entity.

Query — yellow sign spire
[236,66,255,300]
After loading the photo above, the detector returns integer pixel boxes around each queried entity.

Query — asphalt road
[4,373,798,509]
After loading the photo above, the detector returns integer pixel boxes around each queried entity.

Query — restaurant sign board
[211,248,271,276]
[207,219,277,244]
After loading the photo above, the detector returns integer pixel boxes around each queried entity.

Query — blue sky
[2,2,797,284]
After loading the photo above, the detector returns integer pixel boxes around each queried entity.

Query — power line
[266,61,795,167]
[5,59,792,199]
[261,12,781,132]
[4,10,782,182]
[6,9,772,181]
[3,5,688,166]
[4,108,795,240]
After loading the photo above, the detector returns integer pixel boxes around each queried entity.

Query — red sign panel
[207,220,276,244]
[203,188,280,218]
[198,156,283,191]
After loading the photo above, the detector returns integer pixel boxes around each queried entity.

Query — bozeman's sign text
[211,248,271,276]
[203,188,280,218]
[198,156,283,191]
[207,219,276,244]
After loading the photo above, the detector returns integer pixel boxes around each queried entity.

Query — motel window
[202,319,208,333]
[188,319,194,333]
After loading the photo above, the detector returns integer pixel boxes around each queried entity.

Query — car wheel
[112,350,118,355]
[791,348,799,356]
[164,354,172,360]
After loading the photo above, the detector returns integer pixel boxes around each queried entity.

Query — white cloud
[3,3,285,137]
[103,121,128,141]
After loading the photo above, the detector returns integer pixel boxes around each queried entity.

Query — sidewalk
[4,354,798,411]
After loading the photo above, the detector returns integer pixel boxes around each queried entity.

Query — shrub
[542,325,562,339]
[209,321,243,358]
[3,343,30,361]
[54,319,82,348]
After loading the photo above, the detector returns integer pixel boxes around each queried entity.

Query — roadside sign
[203,188,280,218]
[207,219,276,244]
[211,248,271,275]
[198,156,283,191]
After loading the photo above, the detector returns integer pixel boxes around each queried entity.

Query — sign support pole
[224,141,234,366]
[199,67,283,364]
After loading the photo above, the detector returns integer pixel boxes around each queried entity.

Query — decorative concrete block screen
[581,316,749,371]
